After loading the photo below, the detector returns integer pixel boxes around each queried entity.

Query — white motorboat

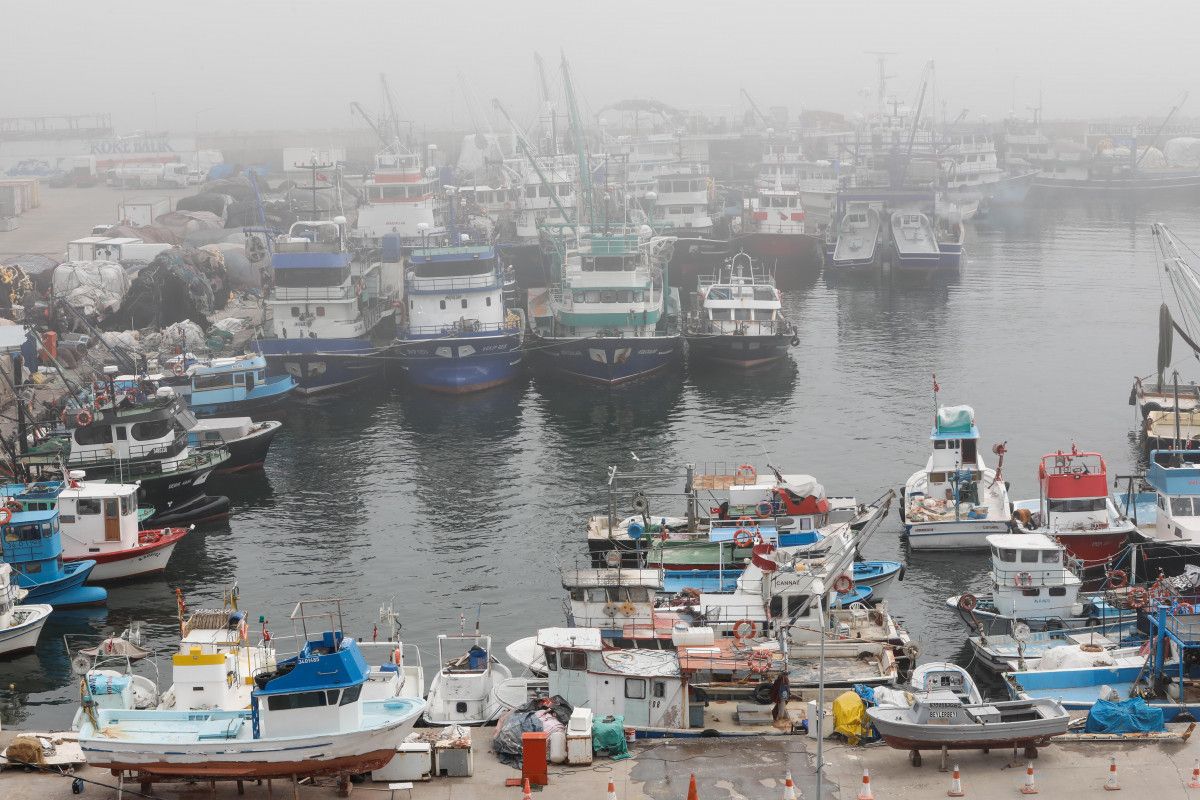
[0,563,51,657]
[908,662,982,704]
[901,403,1012,550]
[354,600,425,701]
[423,629,512,725]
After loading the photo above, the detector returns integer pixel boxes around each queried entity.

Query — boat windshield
[1171,496,1200,515]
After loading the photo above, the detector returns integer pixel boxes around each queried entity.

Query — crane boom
[740,88,773,129]
[898,61,932,188]
[380,73,403,144]
[492,98,575,228]
[560,52,592,227]
[1138,92,1189,167]
[350,101,391,149]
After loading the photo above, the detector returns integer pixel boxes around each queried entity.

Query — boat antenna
[1174,369,1183,458]
[458,611,465,636]
[475,603,482,636]
[931,373,940,425]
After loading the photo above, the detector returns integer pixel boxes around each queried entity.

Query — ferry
[900,403,1012,550]
[528,227,682,384]
[393,243,524,393]
[684,252,796,368]
[1011,447,1138,568]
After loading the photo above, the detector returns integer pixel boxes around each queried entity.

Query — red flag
[932,373,940,393]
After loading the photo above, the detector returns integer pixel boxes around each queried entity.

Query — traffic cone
[686,773,699,800]
[1104,757,1120,791]
[1020,762,1038,795]
[947,764,964,797]
[782,772,797,800]
[607,780,618,800]
[522,778,532,800]
[857,768,875,800]
[1189,759,1200,789]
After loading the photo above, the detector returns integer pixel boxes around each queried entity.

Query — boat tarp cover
[833,690,872,745]
[491,695,573,767]
[591,714,630,760]
[1083,697,1165,734]
[936,405,975,434]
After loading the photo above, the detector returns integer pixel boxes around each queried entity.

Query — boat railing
[405,271,500,292]
[400,319,520,337]
[687,319,791,337]
[992,563,1077,588]
[273,239,344,254]
[270,285,353,301]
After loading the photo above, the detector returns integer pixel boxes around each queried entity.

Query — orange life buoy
[1128,586,1150,609]
[756,500,773,516]
[1176,601,1195,615]
[0,507,13,526]
[76,409,93,426]
[1108,570,1129,589]
[735,464,757,482]
[1014,572,1033,588]
[957,593,978,612]
[732,619,757,640]
[833,574,854,595]
[392,648,402,666]
[733,528,756,548]
[172,361,186,376]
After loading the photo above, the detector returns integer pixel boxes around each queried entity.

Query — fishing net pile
[52,260,130,317]
[115,247,229,329]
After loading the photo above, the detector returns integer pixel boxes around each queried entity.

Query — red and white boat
[1011,447,1137,567]
[4,471,190,582]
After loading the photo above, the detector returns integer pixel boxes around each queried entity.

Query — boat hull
[685,334,792,368]
[211,422,281,473]
[0,604,51,656]
[902,518,1011,550]
[395,332,523,393]
[531,333,680,385]
[64,528,188,582]
[20,560,106,608]
[258,338,386,396]
[144,493,230,527]
[190,376,298,419]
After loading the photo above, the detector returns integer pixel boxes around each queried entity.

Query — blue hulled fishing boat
[1,508,107,608]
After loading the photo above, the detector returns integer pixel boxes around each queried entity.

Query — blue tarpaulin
[1084,697,1165,734]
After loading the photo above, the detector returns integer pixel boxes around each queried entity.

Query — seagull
[630,451,640,462]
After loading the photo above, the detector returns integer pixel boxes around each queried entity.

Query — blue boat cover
[1084,697,1165,734]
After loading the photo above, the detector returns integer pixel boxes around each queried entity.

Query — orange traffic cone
[1020,762,1038,795]
[782,772,797,800]
[1189,759,1200,789]
[857,768,875,800]
[1104,757,1120,791]
[522,778,533,800]
[607,780,618,800]
[947,764,964,797]
[687,773,699,800]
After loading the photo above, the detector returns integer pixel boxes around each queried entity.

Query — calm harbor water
[4,197,1200,728]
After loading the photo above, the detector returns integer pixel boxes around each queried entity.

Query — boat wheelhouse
[0,563,51,656]
[187,418,282,473]
[0,509,107,607]
[77,600,425,780]
[1116,449,1200,581]
[650,169,713,235]
[3,473,189,582]
[355,148,446,242]
[165,354,297,418]
[24,390,229,523]
[901,404,1012,549]
[685,252,794,368]
[736,187,818,271]
[394,244,523,393]
[259,219,398,395]
[528,228,681,384]
[1012,448,1138,567]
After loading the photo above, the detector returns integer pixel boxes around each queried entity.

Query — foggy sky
[6,0,1195,134]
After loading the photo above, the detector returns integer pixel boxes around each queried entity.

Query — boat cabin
[1146,449,1200,543]
[3,475,140,558]
[1,509,66,583]
[1035,448,1111,530]
[67,393,195,473]
[561,567,662,634]
[403,246,508,337]
[987,533,1081,620]
[915,406,980,498]
[747,190,806,234]
[694,253,784,336]
[251,629,370,739]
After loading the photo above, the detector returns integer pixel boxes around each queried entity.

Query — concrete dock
[3,727,1200,800]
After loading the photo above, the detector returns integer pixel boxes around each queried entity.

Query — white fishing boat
[827,202,882,275]
[77,600,425,780]
[901,402,1012,550]
[0,563,51,657]
[967,620,1142,672]
[423,626,512,725]
[354,600,425,701]
[908,662,982,704]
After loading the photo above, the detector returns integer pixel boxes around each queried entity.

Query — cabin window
[585,291,601,303]
[115,426,128,441]
[545,649,558,672]
[1042,550,1061,564]
[266,690,328,711]
[711,309,732,321]
[120,495,133,516]
[625,678,646,699]
[74,425,113,446]
[314,307,326,317]
[1020,550,1039,563]
[439,301,446,310]
[486,297,492,307]
[461,299,468,309]
[5,524,38,542]
[560,650,587,671]
[1049,498,1105,513]
[1048,587,1067,597]
[586,588,607,603]
[195,374,232,390]
[733,309,752,321]
[1021,588,1040,597]
[290,307,300,317]
[77,499,101,515]
[339,683,362,706]
[998,548,1016,563]
[24,561,41,574]
[131,419,171,441]
[1172,497,1195,515]
[933,441,946,449]
[652,681,666,698]
[234,373,245,385]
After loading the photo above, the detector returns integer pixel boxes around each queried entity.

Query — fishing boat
[826,202,882,276]
[1011,447,1138,568]
[355,601,425,701]
[67,625,160,727]
[967,619,1142,672]
[257,214,399,395]
[0,563,51,656]
[736,186,818,273]
[354,145,446,243]
[684,252,796,368]
[900,402,1012,550]
[867,692,1070,762]
[527,227,682,384]
[423,628,512,726]
[948,534,1109,636]
[1115,449,1200,582]
[24,385,230,524]
[650,168,714,236]
[907,662,982,704]
[163,354,297,418]
[76,600,426,780]
[0,508,107,607]
[187,418,282,473]
[393,242,524,393]
[3,473,189,582]
[889,211,941,272]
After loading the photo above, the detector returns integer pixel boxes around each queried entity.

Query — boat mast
[560,53,594,230]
